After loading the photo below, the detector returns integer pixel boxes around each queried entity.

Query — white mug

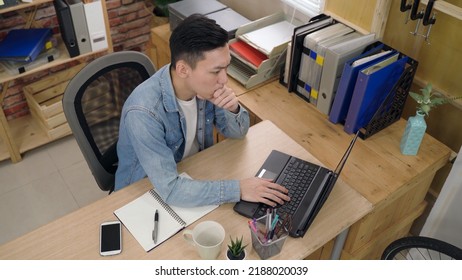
[183,220,225,259]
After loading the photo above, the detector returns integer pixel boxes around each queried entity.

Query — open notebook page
[114,173,218,252]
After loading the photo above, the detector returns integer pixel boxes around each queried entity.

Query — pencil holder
[249,214,288,259]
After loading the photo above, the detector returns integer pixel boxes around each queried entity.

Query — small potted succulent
[226,235,247,260]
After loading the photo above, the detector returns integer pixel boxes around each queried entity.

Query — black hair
[169,14,228,69]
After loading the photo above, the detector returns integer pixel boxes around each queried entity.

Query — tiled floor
[0,135,107,246]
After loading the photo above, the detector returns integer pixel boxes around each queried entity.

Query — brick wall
[0,0,154,120]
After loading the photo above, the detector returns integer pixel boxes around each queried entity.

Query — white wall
[220,0,313,23]
[420,146,462,249]
[220,0,283,20]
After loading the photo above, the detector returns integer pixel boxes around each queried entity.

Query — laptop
[233,132,359,237]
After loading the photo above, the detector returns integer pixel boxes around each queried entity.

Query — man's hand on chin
[209,86,239,113]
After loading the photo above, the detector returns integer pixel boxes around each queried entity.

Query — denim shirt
[115,64,250,207]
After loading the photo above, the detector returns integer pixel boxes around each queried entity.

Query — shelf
[0,0,53,15]
[421,0,462,21]
[0,37,109,84]
[10,113,71,154]
[0,0,113,163]
[0,114,71,163]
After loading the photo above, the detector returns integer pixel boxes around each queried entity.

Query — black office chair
[63,51,156,193]
[381,236,462,260]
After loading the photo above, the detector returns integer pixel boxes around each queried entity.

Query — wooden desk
[238,82,452,259]
[0,121,371,259]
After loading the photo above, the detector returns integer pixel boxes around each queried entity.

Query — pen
[266,209,272,233]
[153,209,158,244]
[248,220,258,233]
[271,214,279,231]
[265,209,273,242]
[268,215,277,241]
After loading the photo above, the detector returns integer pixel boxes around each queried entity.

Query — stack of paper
[228,12,301,89]
[1,46,61,75]
[239,20,296,56]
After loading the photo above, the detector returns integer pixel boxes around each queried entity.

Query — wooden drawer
[341,201,426,259]
[342,172,435,259]
[342,170,436,254]
[23,64,85,139]
[305,238,335,260]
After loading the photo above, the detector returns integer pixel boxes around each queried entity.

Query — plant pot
[400,110,427,155]
[226,249,246,260]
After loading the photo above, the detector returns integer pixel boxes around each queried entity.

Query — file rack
[358,47,418,140]
[228,12,302,89]
[281,38,418,140]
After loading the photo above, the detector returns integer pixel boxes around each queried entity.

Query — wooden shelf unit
[0,0,113,163]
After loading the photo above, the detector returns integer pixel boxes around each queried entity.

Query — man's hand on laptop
[239,177,290,207]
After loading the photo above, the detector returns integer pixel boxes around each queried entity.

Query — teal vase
[400,111,427,155]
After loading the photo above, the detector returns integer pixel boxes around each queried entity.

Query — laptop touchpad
[257,169,278,181]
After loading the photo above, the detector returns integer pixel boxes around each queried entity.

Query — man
[115,14,289,207]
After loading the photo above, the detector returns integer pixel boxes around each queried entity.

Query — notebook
[114,174,218,252]
[234,132,359,237]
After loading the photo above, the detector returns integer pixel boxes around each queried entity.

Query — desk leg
[330,228,349,259]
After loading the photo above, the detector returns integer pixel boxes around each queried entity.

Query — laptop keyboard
[256,157,320,217]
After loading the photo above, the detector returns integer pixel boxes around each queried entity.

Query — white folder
[83,0,108,52]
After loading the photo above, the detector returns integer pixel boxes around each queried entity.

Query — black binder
[287,14,334,94]
[53,0,80,58]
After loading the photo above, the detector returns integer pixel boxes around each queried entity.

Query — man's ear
[175,60,191,78]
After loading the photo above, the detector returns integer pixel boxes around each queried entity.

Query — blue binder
[329,44,390,124]
[343,55,407,134]
[0,28,53,62]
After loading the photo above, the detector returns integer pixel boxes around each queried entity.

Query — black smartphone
[99,221,122,256]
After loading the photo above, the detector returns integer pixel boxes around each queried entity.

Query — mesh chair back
[63,51,156,192]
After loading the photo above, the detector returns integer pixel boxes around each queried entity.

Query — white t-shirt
[177,97,200,159]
